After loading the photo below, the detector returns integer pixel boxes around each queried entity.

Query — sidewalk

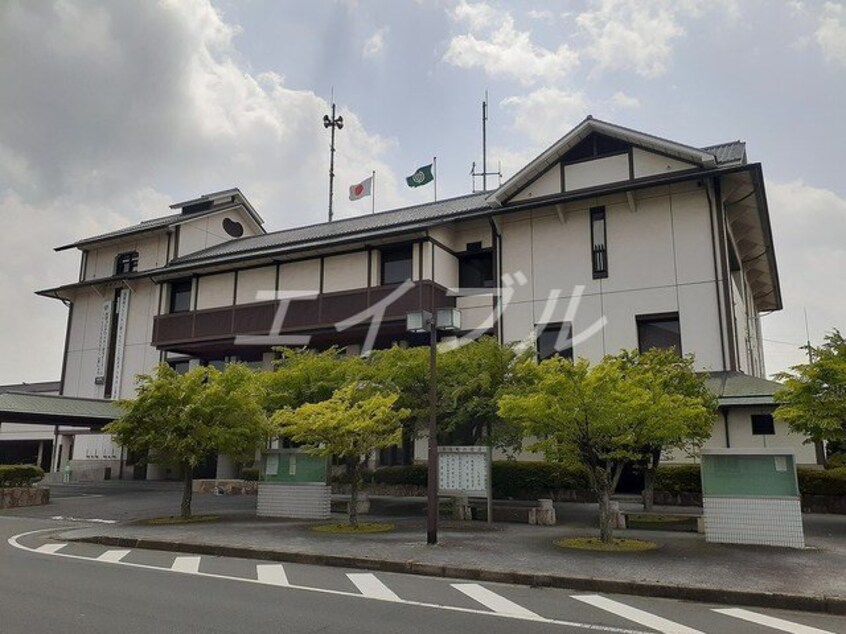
[56,497,846,614]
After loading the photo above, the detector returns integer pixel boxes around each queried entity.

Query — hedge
[0,464,44,488]
[343,462,846,499]
[240,467,260,482]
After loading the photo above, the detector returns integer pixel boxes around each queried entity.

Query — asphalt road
[1,483,845,634]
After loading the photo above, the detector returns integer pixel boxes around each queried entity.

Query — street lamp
[323,103,344,223]
[406,307,461,545]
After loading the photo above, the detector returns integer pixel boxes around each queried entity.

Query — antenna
[323,93,344,222]
[471,91,501,193]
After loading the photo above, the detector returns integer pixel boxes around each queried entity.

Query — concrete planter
[0,486,50,509]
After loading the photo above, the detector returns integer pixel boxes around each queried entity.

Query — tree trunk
[181,463,193,519]
[641,448,662,512]
[348,458,361,528]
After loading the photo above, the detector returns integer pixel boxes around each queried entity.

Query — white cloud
[0,0,400,383]
[815,2,846,66]
[363,26,389,59]
[609,91,641,109]
[501,88,588,147]
[576,0,686,78]
[444,2,579,85]
[762,180,846,375]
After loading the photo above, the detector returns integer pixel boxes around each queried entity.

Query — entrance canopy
[0,392,121,428]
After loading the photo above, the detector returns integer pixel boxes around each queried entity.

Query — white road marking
[50,516,116,524]
[256,564,289,586]
[171,556,201,573]
[572,595,705,634]
[347,573,401,601]
[452,583,541,619]
[96,549,131,563]
[4,528,662,634]
[34,543,67,554]
[713,608,836,634]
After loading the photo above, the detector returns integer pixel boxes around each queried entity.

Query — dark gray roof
[702,141,746,165]
[0,381,60,395]
[173,192,491,265]
[706,371,781,406]
[0,392,122,426]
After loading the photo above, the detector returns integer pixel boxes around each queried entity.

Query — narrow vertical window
[591,206,607,279]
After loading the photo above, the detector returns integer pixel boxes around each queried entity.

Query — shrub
[371,464,427,487]
[825,453,846,470]
[491,461,590,498]
[798,467,846,496]
[240,467,259,481]
[0,464,44,488]
[654,465,702,494]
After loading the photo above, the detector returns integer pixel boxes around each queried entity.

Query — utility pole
[323,101,344,222]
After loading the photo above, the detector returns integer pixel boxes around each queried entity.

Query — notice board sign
[438,446,490,498]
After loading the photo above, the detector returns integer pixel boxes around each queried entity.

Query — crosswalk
[15,536,842,634]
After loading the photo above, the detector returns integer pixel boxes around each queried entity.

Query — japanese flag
[349,176,373,201]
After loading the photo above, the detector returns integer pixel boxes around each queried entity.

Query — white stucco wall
[564,153,630,191]
[196,272,235,310]
[176,209,261,258]
[632,147,696,178]
[278,260,320,292]
[323,252,368,292]
[511,165,561,202]
[236,266,276,304]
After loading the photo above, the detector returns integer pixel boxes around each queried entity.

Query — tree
[775,330,846,444]
[106,363,269,518]
[499,352,715,543]
[273,383,409,527]
[616,349,716,511]
[438,336,525,450]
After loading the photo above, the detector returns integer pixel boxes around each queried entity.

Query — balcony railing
[152,280,454,349]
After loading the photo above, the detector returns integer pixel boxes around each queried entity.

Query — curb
[66,534,846,616]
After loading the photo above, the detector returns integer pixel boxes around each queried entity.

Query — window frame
[169,278,193,314]
[751,413,775,436]
[535,321,574,362]
[457,249,495,288]
[115,251,139,275]
[380,244,414,285]
[636,312,682,355]
[590,206,608,279]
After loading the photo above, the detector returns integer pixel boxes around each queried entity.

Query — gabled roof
[0,392,122,426]
[488,116,731,207]
[172,192,490,265]
[706,371,782,407]
[56,189,265,252]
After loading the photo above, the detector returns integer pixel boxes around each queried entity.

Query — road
[0,483,844,634]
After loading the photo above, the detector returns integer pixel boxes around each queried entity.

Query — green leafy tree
[499,352,715,543]
[106,363,269,518]
[438,336,525,450]
[260,347,364,414]
[273,383,410,527]
[616,349,716,510]
[775,330,846,444]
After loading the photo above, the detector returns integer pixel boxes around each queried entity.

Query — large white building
[0,117,819,479]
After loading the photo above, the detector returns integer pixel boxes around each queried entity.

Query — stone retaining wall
[0,487,50,509]
[192,479,258,495]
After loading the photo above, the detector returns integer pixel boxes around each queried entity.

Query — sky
[0,0,844,384]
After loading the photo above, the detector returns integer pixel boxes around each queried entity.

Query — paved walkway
[53,496,846,612]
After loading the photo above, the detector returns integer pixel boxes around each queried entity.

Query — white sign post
[438,445,493,523]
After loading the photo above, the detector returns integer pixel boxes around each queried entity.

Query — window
[591,207,607,278]
[115,251,139,275]
[637,313,681,354]
[169,279,193,314]
[380,244,413,285]
[458,251,494,288]
[751,414,775,436]
[536,322,574,361]
[168,359,191,375]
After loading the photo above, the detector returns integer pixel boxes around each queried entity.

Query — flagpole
[372,170,376,214]
[433,156,437,202]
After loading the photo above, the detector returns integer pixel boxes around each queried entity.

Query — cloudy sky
[1,0,844,384]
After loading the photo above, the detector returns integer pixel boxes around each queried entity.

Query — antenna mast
[471,91,501,192]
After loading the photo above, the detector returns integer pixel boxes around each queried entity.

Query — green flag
[406,164,434,188]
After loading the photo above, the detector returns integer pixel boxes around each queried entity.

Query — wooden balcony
[152,280,454,351]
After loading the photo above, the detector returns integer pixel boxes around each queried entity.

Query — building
[8,116,815,478]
